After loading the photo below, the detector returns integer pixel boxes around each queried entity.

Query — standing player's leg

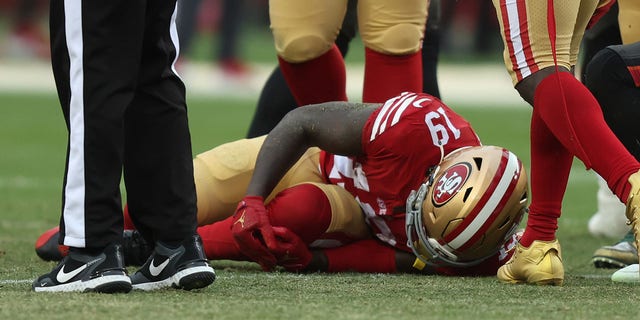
[33,0,150,293]
[358,0,427,102]
[246,0,358,138]
[124,0,215,291]
[271,0,349,105]
[493,0,640,285]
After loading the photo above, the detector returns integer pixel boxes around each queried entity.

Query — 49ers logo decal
[432,162,471,206]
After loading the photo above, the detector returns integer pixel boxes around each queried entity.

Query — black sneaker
[35,227,152,267]
[32,243,132,293]
[130,234,215,291]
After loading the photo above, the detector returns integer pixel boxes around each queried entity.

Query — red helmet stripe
[441,149,522,252]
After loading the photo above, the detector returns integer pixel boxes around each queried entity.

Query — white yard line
[0,279,33,284]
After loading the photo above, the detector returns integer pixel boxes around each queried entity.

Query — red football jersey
[320,92,482,252]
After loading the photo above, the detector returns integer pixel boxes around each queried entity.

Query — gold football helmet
[406,145,528,268]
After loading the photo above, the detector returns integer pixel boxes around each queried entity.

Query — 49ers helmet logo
[432,162,471,206]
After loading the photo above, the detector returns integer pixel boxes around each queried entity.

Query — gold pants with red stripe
[493,0,613,85]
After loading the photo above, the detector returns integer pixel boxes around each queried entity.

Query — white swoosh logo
[56,263,88,283]
[149,258,171,277]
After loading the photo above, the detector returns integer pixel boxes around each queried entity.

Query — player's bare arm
[246,101,378,198]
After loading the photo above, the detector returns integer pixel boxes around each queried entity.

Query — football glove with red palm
[272,226,312,272]
[231,196,279,271]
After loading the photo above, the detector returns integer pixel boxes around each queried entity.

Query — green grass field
[0,92,638,320]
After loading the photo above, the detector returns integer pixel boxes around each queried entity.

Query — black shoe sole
[175,271,216,291]
[592,257,629,269]
[93,280,133,294]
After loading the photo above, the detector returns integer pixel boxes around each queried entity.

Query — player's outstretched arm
[246,101,378,198]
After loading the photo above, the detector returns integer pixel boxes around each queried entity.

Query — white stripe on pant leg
[169,2,183,81]
[62,0,86,248]
[505,0,531,79]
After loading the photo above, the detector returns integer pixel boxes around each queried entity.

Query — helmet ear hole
[473,157,483,169]
[462,187,473,202]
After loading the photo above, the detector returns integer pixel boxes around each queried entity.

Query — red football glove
[587,0,616,30]
[272,226,312,272]
[231,196,279,271]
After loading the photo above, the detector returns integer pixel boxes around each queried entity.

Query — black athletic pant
[50,0,197,249]
[578,1,621,83]
[585,42,640,161]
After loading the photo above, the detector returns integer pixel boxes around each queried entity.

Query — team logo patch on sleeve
[432,162,471,207]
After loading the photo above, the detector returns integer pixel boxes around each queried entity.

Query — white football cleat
[611,264,639,283]
[588,175,629,239]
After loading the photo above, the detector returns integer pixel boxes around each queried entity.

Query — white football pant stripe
[504,0,532,79]
[62,0,86,248]
[169,2,183,81]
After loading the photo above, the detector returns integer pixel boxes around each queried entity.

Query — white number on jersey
[424,106,461,147]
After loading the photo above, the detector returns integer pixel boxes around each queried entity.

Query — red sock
[278,44,347,106]
[323,239,397,273]
[363,48,422,103]
[197,217,248,261]
[519,112,571,247]
[534,72,640,202]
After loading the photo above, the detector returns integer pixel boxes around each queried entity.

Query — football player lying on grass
[36,92,528,275]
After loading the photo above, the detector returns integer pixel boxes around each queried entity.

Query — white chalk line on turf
[578,274,614,279]
[1,279,33,284]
